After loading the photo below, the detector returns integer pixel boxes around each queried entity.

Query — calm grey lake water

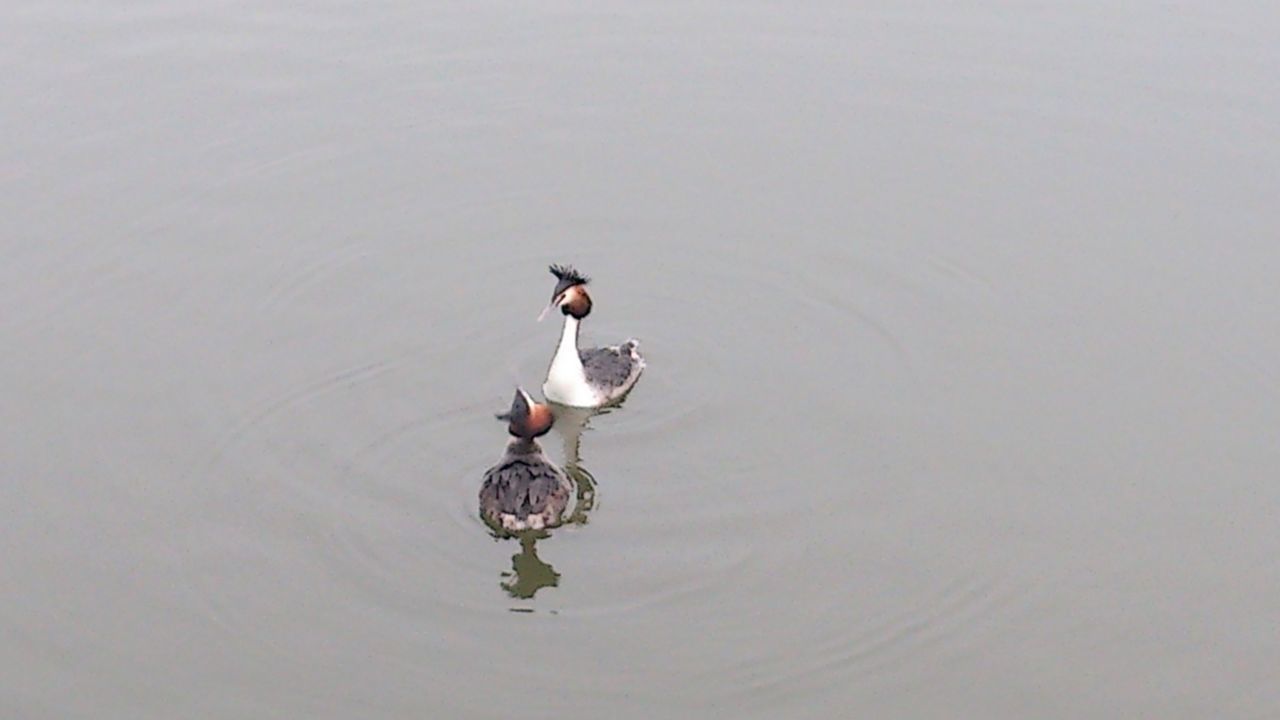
[3,1,1278,718]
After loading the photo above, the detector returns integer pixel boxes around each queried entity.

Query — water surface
[3,1,1279,718]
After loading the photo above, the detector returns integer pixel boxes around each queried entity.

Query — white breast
[543,316,601,407]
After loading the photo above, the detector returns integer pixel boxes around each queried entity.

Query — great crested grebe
[538,265,645,408]
[479,388,572,534]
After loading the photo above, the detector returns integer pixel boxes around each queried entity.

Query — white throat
[543,316,596,406]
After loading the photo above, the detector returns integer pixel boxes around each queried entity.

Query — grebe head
[538,264,592,321]
[495,387,554,439]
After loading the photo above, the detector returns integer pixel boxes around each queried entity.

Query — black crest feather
[549,264,589,287]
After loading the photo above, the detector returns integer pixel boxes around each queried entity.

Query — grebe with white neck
[478,388,572,534]
[538,265,645,408]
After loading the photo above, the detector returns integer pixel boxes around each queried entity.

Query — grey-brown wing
[579,345,635,389]
[479,459,569,518]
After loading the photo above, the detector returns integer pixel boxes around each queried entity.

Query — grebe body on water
[479,388,571,534]
[539,265,645,408]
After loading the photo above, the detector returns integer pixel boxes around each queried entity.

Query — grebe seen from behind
[479,388,572,534]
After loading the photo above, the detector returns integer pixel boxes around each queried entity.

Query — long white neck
[550,316,583,375]
[544,315,595,406]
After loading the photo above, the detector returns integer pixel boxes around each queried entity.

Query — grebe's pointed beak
[498,387,531,423]
[537,303,554,322]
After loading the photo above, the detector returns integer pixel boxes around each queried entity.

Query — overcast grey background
[2,1,1278,718]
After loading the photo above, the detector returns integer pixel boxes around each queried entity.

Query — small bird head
[495,387,554,439]
[538,264,592,321]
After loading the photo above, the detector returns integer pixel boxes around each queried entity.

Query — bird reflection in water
[487,402,613,600]
[500,532,559,599]
[553,403,603,527]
